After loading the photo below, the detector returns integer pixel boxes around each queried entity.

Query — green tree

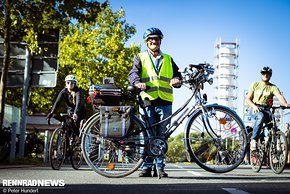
[26,5,140,114]
[167,133,188,163]
[1,1,140,115]
[0,0,107,125]
[0,0,106,53]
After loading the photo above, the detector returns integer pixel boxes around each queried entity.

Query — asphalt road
[0,163,290,194]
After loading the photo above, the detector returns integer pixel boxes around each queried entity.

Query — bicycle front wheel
[185,104,247,173]
[49,128,66,170]
[269,131,288,174]
[81,114,147,178]
[70,135,83,170]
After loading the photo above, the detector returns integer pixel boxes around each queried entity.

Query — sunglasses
[147,37,161,42]
[66,81,76,85]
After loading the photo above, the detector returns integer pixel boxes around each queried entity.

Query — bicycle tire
[70,135,83,170]
[81,114,147,178]
[185,104,247,173]
[269,130,288,174]
[250,139,264,173]
[49,128,66,170]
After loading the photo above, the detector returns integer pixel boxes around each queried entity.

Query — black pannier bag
[88,84,122,109]
[99,106,133,138]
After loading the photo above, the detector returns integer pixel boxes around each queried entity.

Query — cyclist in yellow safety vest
[128,27,182,178]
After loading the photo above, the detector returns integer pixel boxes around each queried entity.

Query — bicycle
[48,113,83,170]
[81,63,248,178]
[249,106,289,174]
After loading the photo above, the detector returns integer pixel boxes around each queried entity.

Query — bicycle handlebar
[127,63,215,95]
[47,113,73,126]
[271,105,290,110]
[182,63,214,86]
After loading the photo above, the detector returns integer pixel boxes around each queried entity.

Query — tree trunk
[0,0,11,128]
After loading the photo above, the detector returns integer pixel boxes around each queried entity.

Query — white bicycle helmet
[65,74,77,82]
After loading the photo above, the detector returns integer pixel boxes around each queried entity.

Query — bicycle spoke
[81,115,146,178]
[186,105,247,173]
[269,131,288,174]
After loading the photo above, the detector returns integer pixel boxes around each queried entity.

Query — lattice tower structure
[214,38,239,111]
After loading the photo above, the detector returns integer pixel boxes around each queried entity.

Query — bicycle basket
[88,84,122,110]
[99,106,133,138]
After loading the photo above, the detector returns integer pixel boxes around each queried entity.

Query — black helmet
[143,27,164,41]
[260,66,272,76]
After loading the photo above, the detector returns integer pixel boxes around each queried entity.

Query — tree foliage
[2,1,140,115]
[1,0,107,53]
[167,133,188,163]
[59,6,140,89]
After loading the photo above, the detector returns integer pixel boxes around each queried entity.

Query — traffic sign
[0,30,59,87]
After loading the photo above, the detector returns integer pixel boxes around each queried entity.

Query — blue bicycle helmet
[143,27,164,41]
[260,66,272,76]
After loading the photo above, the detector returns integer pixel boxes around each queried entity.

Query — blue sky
[109,0,290,134]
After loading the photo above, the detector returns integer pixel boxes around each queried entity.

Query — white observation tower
[214,38,239,111]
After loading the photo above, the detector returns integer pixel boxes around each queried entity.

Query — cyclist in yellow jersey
[128,27,182,177]
[245,67,290,150]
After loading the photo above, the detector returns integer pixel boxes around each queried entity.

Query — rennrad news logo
[2,179,65,187]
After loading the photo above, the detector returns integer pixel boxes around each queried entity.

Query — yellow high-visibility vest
[139,51,173,102]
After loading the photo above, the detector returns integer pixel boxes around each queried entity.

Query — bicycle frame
[132,63,246,153]
[136,77,211,141]
[258,106,285,142]
[49,113,83,170]
[80,63,248,178]
[137,88,192,138]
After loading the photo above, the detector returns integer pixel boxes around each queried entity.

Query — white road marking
[173,164,204,176]
[222,188,250,194]
[186,170,204,176]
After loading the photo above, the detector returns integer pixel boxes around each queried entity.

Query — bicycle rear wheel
[185,104,247,173]
[49,128,66,170]
[81,114,147,178]
[70,135,83,170]
[269,131,288,174]
[250,139,264,173]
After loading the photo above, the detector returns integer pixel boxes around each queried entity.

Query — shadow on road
[37,183,290,194]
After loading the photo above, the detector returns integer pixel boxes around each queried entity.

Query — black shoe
[153,169,168,177]
[139,169,152,177]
